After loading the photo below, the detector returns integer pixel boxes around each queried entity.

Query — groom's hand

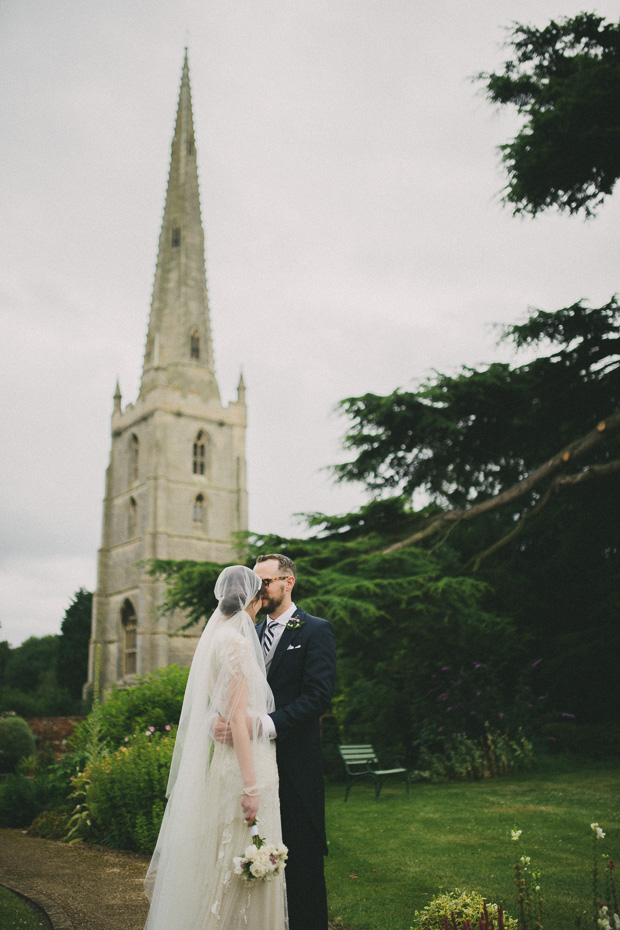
[214,716,256,743]
[214,717,233,743]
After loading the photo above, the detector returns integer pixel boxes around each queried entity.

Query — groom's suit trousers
[261,608,337,930]
[279,773,329,930]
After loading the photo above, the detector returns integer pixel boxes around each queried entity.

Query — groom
[254,554,337,930]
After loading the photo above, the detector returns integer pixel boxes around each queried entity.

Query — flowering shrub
[28,807,72,839]
[416,657,550,744]
[81,728,176,852]
[511,839,543,930]
[71,665,188,752]
[416,726,533,780]
[509,823,619,930]
[590,823,618,930]
[413,889,518,930]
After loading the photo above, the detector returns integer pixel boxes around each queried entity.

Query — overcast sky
[1,0,619,647]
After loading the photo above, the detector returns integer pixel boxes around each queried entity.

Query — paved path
[0,828,342,930]
[0,829,150,930]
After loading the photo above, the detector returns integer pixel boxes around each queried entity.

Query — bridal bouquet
[233,822,288,882]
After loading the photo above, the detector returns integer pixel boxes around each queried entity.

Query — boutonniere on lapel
[286,618,305,630]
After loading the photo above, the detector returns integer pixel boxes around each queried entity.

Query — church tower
[86,51,248,694]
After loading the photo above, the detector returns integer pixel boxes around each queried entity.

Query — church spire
[140,49,219,402]
[113,378,122,414]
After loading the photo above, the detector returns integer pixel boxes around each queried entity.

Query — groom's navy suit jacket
[256,607,337,854]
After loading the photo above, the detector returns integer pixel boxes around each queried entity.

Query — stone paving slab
[0,829,149,930]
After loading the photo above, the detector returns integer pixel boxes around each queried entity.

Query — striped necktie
[262,619,277,656]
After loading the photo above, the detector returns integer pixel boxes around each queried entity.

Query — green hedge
[84,729,175,852]
[73,665,188,752]
[0,715,36,772]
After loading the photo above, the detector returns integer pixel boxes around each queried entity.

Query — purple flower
[548,736,557,741]
[476,691,482,696]
[532,659,542,668]
[538,696,546,701]
[441,666,450,672]
[562,713,576,719]
[446,707,453,712]
[437,726,444,733]
[498,713,505,719]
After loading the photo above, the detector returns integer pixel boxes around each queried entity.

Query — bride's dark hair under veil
[143,565,277,930]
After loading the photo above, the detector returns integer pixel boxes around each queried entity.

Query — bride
[143,565,287,930]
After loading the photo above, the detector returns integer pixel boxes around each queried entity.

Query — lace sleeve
[217,632,251,719]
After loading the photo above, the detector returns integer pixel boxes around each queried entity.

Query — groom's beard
[261,590,285,616]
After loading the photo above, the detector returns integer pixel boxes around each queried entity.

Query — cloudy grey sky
[1,0,619,646]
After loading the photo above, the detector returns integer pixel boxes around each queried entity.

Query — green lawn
[324,758,620,930]
[0,886,47,930]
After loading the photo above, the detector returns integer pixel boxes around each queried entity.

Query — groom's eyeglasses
[261,576,289,589]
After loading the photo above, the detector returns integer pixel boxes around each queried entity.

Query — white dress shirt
[260,602,297,739]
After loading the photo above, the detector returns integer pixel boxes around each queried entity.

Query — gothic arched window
[128,497,137,537]
[190,329,200,360]
[121,599,137,676]
[192,431,207,475]
[130,434,139,483]
[193,493,205,523]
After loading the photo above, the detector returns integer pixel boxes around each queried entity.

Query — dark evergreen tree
[478,12,620,217]
[56,588,92,702]
[3,636,59,696]
[335,301,620,723]
[151,513,524,761]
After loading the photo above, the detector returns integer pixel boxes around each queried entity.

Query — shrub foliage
[83,729,175,853]
[0,715,36,772]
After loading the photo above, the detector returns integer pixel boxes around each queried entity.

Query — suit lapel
[267,608,305,681]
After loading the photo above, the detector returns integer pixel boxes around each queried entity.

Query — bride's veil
[143,565,274,929]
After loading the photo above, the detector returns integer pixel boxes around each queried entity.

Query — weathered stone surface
[86,51,248,697]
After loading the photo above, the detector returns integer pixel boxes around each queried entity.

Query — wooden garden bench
[338,744,410,801]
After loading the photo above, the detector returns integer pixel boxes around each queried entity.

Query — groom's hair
[255,553,297,579]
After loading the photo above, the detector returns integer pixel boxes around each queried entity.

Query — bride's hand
[241,787,259,825]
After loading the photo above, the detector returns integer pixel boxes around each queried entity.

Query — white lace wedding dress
[143,569,287,930]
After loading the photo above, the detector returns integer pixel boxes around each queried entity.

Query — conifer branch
[383,410,620,556]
